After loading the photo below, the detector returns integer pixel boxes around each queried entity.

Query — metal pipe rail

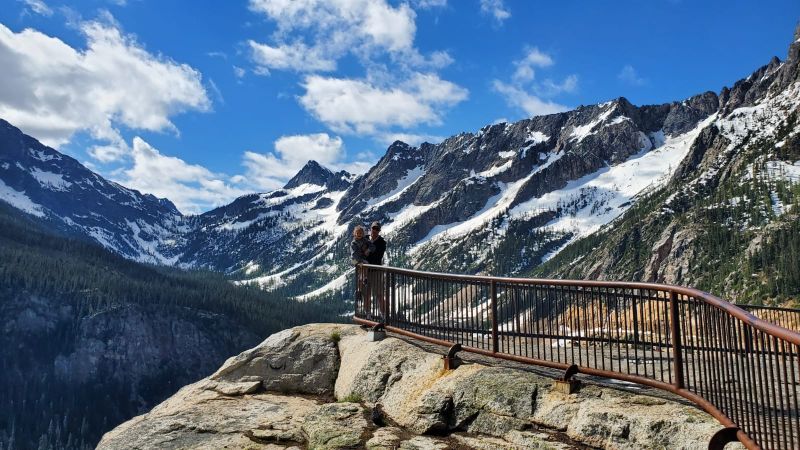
[352,264,800,450]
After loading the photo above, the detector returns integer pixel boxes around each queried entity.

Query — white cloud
[247,0,450,73]
[248,40,336,73]
[540,74,579,96]
[20,0,53,16]
[492,80,570,116]
[207,51,227,59]
[512,47,554,82]
[112,138,246,214]
[0,19,210,149]
[494,47,576,117]
[415,0,447,9]
[618,64,646,86]
[88,143,129,163]
[299,73,467,135]
[233,65,246,78]
[480,0,510,24]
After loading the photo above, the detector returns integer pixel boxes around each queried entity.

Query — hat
[370,221,381,230]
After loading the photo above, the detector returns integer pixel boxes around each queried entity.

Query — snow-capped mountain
[0,119,186,264]
[536,28,800,304]
[2,25,799,301]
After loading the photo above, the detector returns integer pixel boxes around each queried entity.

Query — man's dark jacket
[367,236,386,265]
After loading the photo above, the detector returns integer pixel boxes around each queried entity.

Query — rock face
[99,323,731,450]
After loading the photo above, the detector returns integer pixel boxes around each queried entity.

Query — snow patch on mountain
[366,165,425,209]
[0,179,45,217]
[30,167,72,191]
[570,104,617,143]
[513,114,716,240]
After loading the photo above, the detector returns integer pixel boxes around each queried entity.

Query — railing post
[383,268,390,324]
[390,272,395,325]
[669,290,685,389]
[355,264,361,316]
[491,280,499,353]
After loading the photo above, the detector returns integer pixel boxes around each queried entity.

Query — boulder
[96,382,318,449]
[211,324,352,397]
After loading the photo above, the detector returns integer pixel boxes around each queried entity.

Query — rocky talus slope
[98,324,731,450]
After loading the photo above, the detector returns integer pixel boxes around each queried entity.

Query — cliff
[97,324,732,450]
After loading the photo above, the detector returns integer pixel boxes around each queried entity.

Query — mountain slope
[0,203,347,450]
[0,119,186,264]
[534,29,800,306]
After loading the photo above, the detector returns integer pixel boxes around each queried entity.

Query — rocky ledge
[98,324,732,450]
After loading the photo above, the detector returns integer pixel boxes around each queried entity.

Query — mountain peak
[284,160,352,191]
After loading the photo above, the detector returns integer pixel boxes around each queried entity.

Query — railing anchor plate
[554,364,580,394]
[366,323,386,342]
[443,343,462,371]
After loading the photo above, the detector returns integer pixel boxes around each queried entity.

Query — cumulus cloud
[618,64,646,86]
[299,73,467,135]
[493,47,576,117]
[480,0,510,24]
[0,19,210,150]
[248,40,336,73]
[512,47,553,82]
[247,0,449,73]
[114,138,247,214]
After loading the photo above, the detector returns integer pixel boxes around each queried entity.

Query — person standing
[367,221,387,319]
[367,221,386,265]
[351,225,375,316]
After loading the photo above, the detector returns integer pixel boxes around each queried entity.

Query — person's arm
[375,238,386,262]
[351,241,367,264]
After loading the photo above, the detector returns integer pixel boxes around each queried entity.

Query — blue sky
[1,0,798,213]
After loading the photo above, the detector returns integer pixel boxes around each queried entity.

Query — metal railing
[353,264,800,450]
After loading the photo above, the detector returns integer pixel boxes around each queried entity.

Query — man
[366,221,387,320]
[367,221,386,265]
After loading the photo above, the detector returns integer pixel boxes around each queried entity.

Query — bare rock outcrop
[99,323,734,450]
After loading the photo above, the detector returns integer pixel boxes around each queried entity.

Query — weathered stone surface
[301,402,370,450]
[366,427,403,449]
[96,381,318,450]
[565,389,720,450]
[211,323,353,396]
[203,379,262,395]
[453,431,574,450]
[101,324,735,450]
[398,435,449,450]
[503,430,575,449]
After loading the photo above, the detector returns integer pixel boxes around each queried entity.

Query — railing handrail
[360,264,800,345]
[354,264,800,450]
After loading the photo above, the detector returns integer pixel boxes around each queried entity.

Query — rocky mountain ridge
[534,28,800,305]
[1,25,799,301]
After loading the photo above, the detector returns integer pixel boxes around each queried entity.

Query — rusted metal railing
[353,264,800,450]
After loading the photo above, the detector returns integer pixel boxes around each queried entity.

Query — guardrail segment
[353,264,800,450]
